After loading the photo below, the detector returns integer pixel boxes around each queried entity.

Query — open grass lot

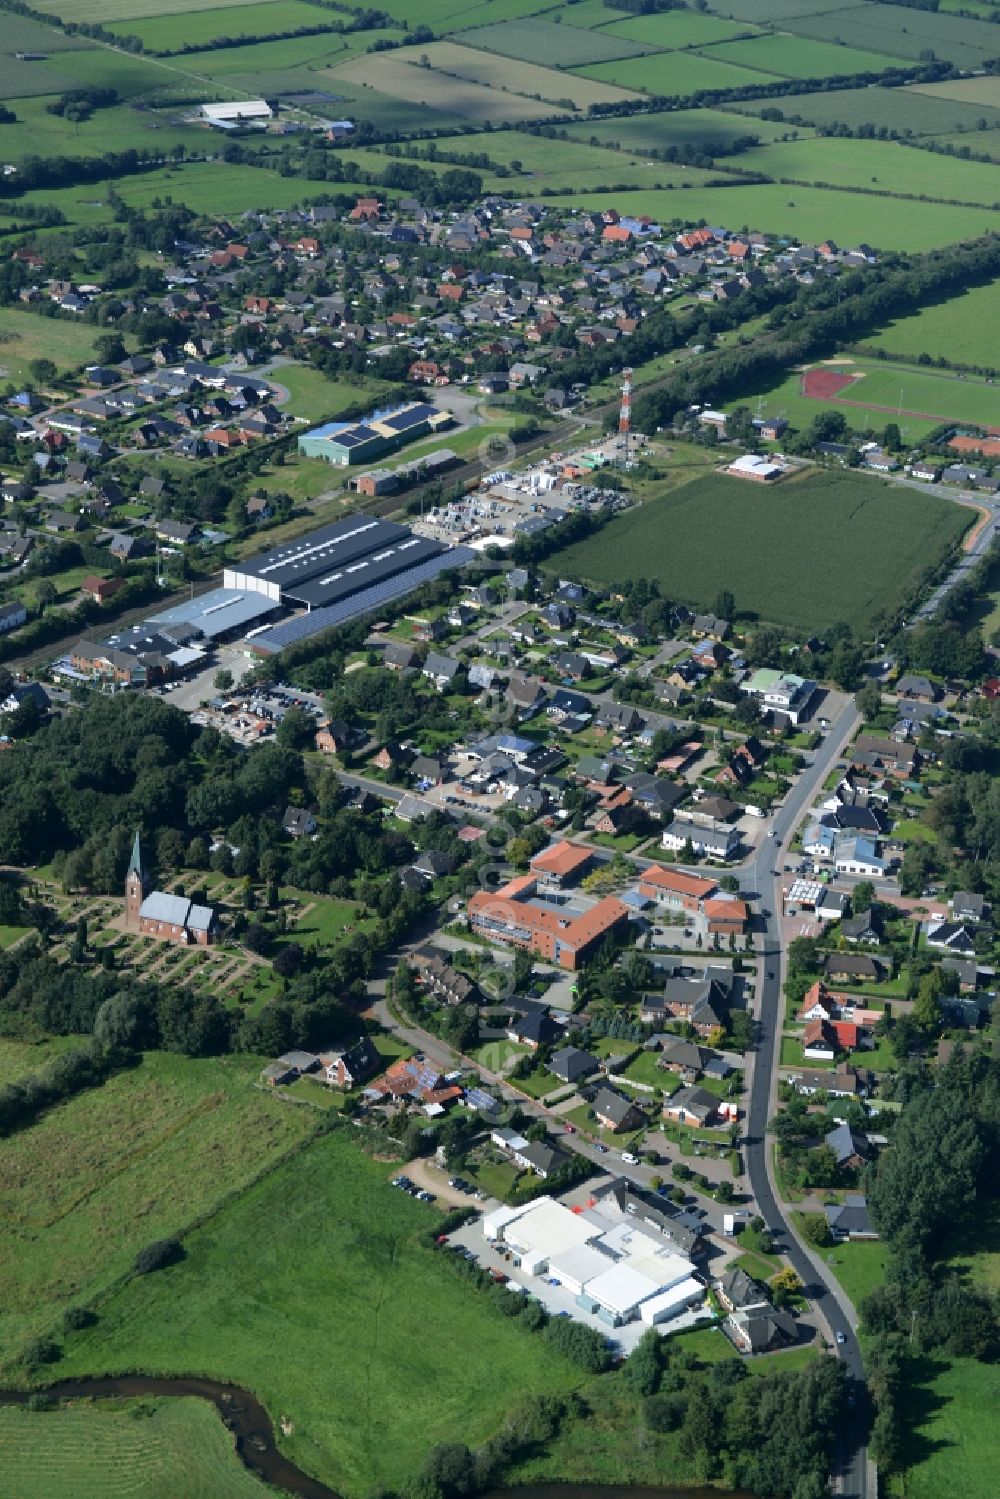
[109,0,335,49]
[705,0,859,18]
[577,49,773,95]
[327,50,576,123]
[274,363,394,424]
[0,1400,267,1499]
[863,279,1000,367]
[56,1129,583,1496]
[456,18,652,67]
[0,1034,82,1086]
[35,48,182,100]
[0,54,99,100]
[181,31,361,76]
[894,1355,1000,1499]
[547,469,970,632]
[0,12,89,52]
[607,11,755,48]
[724,82,1000,133]
[404,130,720,192]
[736,136,1000,207]
[703,33,908,77]
[915,76,1000,108]
[545,184,999,252]
[823,1237,889,1307]
[0,1051,315,1357]
[784,3,1000,69]
[563,107,802,153]
[0,307,133,382]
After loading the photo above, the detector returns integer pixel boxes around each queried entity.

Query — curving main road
[739,693,872,1497]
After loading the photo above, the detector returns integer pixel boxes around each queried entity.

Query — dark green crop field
[545,469,971,631]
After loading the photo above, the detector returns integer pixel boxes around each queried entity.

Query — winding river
[0,1375,749,1499]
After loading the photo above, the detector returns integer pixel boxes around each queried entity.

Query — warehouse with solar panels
[223,514,474,656]
[297,402,452,467]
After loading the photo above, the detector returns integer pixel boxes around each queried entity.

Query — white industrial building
[483,1195,704,1328]
[202,100,273,123]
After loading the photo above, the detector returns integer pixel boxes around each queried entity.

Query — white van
[621,1151,639,1166]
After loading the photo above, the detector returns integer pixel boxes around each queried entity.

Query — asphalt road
[740,693,872,1497]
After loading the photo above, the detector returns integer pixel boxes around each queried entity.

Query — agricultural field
[327,51,580,124]
[861,278,1000,367]
[0,308,135,384]
[545,184,999,252]
[926,131,1000,163]
[33,0,279,19]
[0,1051,315,1356]
[0,12,90,52]
[456,18,652,68]
[107,0,336,50]
[723,82,1000,133]
[395,40,640,109]
[915,76,1000,108]
[576,49,773,95]
[605,11,756,48]
[562,107,806,154]
[735,137,1000,206]
[377,0,547,30]
[546,469,970,632]
[0,1035,82,1087]
[783,3,1000,70]
[178,31,360,78]
[56,1128,584,1496]
[705,0,859,18]
[699,33,908,77]
[0,1400,267,1499]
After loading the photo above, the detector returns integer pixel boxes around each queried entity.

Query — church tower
[125,830,149,929]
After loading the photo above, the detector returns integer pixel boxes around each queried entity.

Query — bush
[23,1337,60,1366]
[62,1306,96,1333]
[134,1236,183,1275]
[543,1317,612,1372]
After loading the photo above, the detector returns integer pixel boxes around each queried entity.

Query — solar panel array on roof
[237,515,407,593]
[380,403,437,433]
[251,546,474,654]
[338,426,379,447]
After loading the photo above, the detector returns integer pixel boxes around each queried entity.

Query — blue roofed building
[297,401,452,466]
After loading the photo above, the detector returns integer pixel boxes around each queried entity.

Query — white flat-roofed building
[580,1261,660,1323]
[202,100,272,122]
[548,1243,614,1297]
[639,1277,705,1325]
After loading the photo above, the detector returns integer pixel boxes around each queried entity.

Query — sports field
[546,469,970,631]
[0,1400,267,1499]
[0,1051,314,1355]
[736,136,1000,207]
[701,33,908,77]
[56,1129,583,1496]
[862,280,1000,368]
[545,184,999,252]
[802,359,1000,428]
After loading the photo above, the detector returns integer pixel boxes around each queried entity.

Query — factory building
[297,402,452,467]
[201,100,273,123]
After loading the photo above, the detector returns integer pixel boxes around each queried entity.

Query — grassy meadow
[0,1400,268,1499]
[0,1051,315,1357]
[737,136,1000,207]
[701,33,908,77]
[862,279,1000,367]
[109,0,335,49]
[547,469,970,632]
[56,1128,585,1496]
[577,49,773,94]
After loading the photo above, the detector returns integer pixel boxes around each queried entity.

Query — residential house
[824,952,886,985]
[324,1036,382,1089]
[825,1120,871,1170]
[825,1195,878,1241]
[548,1046,600,1085]
[423,652,461,691]
[664,1085,722,1127]
[591,1086,642,1133]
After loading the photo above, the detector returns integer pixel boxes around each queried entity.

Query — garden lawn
[57,1129,583,1496]
[473,1039,530,1071]
[824,1237,889,1308]
[0,1052,315,1358]
[545,469,969,633]
[0,1399,267,1499]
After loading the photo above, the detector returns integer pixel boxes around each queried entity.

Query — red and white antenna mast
[619,366,633,465]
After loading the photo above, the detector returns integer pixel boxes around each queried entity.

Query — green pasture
[0,307,134,382]
[0,1399,267,1499]
[0,96,207,165]
[56,1129,583,1496]
[0,1051,314,1357]
[380,0,546,31]
[562,107,804,154]
[925,131,1000,163]
[544,184,1000,252]
[785,3,1000,70]
[275,364,394,424]
[39,0,278,18]
[109,0,333,49]
[181,30,365,78]
[456,18,651,68]
[606,11,755,48]
[894,1355,1000,1499]
[405,39,639,108]
[0,1034,82,1086]
[700,33,908,77]
[546,469,970,633]
[704,0,860,19]
[0,12,90,52]
[576,49,773,95]
[737,136,1000,207]
[723,81,1000,133]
